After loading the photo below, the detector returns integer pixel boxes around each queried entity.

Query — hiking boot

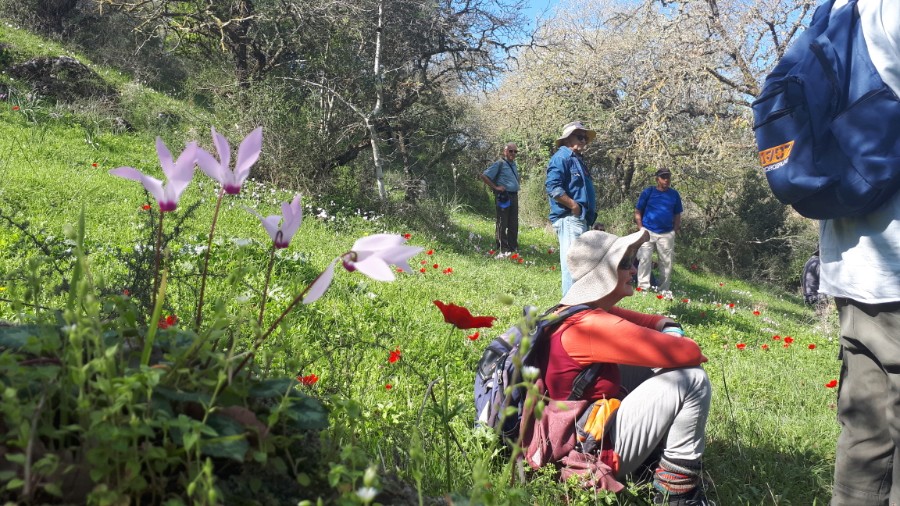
[652,486,715,506]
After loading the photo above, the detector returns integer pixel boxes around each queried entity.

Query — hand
[571,203,582,217]
[496,185,506,192]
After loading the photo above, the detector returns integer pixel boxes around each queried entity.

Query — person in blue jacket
[545,121,598,295]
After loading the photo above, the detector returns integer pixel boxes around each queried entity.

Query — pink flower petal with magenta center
[304,258,338,304]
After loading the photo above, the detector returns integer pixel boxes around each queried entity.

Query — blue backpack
[474,304,598,441]
[752,0,900,219]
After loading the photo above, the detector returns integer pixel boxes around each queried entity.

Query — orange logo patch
[759,141,794,167]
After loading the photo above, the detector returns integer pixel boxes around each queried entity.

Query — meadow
[0,23,840,506]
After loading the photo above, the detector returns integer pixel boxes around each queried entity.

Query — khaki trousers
[637,230,675,291]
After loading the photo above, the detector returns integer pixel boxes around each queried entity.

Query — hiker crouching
[521,229,713,505]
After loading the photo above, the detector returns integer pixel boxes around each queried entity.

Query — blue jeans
[552,215,587,296]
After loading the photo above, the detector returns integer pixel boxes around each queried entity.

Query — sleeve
[635,188,649,211]
[483,161,500,180]
[560,310,707,369]
[545,154,567,199]
[674,190,684,214]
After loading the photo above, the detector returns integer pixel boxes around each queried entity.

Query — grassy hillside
[0,24,840,505]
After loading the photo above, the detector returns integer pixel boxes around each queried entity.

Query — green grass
[0,28,841,505]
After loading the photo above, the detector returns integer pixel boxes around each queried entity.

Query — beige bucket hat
[555,121,597,147]
[560,229,650,306]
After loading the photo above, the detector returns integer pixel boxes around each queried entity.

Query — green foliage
[0,18,843,506]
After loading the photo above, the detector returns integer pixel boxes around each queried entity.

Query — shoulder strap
[568,363,603,401]
[490,159,507,186]
[639,187,654,215]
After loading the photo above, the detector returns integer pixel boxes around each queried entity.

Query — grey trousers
[608,365,712,478]
[832,298,900,506]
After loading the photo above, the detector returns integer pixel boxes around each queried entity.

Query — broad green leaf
[248,378,294,398]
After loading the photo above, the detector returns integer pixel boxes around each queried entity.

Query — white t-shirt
[819,0,900,303]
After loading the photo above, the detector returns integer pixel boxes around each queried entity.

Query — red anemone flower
[736,343,746,350]
[443,267,453,274]
[761,344,769,351]
[784,336,794,344]
[808,343,816,350]
[385,383,393,390]
[728,303,735,309]
[681,298,690,303]
[467,331,479,341]
[753,310,761,316]
[719,282,724,287]
[656,294,664,300]
[388,348,402,363]
[825,379,838,388]
[403,233,412,239]
[297,374,319,386]
[432,263,439,269]
[773,335,781,340]
[433,300,497,329]
[510,253,519,260]
[517,258,524,264]
[141,204,151,211]
[489,249,495,255]
[11,105,19,111]
[636,287,643,292]
[426,249,434,255]
[158,315,178,329]
[92,162,98,167]
[419,267,426,273]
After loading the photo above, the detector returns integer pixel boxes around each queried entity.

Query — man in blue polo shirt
[634,168,683,292]
[481,142,521,255]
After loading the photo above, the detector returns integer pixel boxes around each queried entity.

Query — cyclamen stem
[195,188,225,331]
[233,263,332,375]
[152,212,165,311]
[258,245,276,326]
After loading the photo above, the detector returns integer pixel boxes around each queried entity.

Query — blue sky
[521,0,557,28]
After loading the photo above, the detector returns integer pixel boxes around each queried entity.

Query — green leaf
[5,478,23,490]
[281,394,329,430]
[0,324,59,352]
[201,413,249,461]
[248,378,294,398]
[153,385,212,404]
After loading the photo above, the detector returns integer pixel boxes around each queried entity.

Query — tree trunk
[370,0,387,200]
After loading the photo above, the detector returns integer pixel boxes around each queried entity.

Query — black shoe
[652,487,715,506]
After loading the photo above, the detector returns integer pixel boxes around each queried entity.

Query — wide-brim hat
[555,121,597,147]
[560,229,650,306]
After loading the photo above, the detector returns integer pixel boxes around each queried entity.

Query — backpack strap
[568,363,603,401]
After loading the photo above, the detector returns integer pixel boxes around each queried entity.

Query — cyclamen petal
[245,194,303,249]
[234,127,262,183]
[352,256,395,281]
[304,259,338,304]
[197,127,262,194]
[352,233,406,252]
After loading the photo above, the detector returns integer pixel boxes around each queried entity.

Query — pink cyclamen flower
[303,234,422,304]
[109,139,198,212]
[246,195,303,249]
[196,126,262,194]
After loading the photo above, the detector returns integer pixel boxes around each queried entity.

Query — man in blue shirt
[634,168,683,292]
[545,121,597,295]
[481,142,521,255]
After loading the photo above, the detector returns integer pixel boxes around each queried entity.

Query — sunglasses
[507,149,518,153]
[574,133,588,142]
[618,253,636,271]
